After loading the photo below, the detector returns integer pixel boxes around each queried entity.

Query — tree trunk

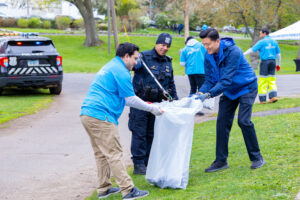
[249,27,261,70]
[184,1,189,41]
[72,0,103,47]
[110,0,118,51]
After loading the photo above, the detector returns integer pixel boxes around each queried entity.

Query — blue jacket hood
[220,37,235,49]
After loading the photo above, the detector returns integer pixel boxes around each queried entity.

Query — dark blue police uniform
[128,48,178,167]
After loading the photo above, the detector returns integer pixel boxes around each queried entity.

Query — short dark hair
[185,36,194,44]
[199,28,219,41]
[116,42,139,57]
[261,28,269,35]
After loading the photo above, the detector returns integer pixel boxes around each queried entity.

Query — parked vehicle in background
[0,33,63,95]
[238,27,254,34]
[222,25,238,33]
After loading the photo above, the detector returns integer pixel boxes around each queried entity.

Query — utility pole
[107,0,111,53]
[109,0,118,51]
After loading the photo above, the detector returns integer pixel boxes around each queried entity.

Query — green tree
[115,0,139,17]
[41,0,102,47]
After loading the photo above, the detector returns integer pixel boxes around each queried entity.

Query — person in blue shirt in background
[244,28,281,104]
[197,28,265,173]
[180,36,207,115]
[80,43,163,200]
[180,36,207,95]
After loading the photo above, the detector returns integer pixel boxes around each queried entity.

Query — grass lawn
[2,27,69,34]
[210,97,300,117]
[0,89,53,124]
[86,112,300,200]
[252,97,300,113]
[47,35,299,75]
[132,27,199,37]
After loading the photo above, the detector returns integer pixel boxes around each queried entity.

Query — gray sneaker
[251,157,266,169]
[98,187,120,199]
[123,187,149,200]
[205,161,229,173]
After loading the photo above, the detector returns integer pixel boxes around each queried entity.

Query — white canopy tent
[270,20,300,71]
[270,20,300,40]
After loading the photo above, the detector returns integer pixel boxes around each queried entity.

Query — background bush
[3,18,17,27]
[153,13,168,29]
[139,16,151,29]
[42,20,51,29]
[97,23,108,31]
[28,17,41,28]
[72,18,84,29]
[55,16,72,30]
[17,18,29,28]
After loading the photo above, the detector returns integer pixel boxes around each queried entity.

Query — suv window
[6,40,57,54]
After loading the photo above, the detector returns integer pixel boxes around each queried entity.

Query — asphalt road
[0,73,299,200]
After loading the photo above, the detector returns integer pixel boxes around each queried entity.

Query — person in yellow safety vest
[244,28,281,104]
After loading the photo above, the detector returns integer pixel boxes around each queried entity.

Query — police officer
[129,33,178,175]
[244,28,281,104]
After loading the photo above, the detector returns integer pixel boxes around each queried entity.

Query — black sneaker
[205,161,229,173]
[133,164,146,175]
[196,111,205,116]
[251,157,266,169]
[123,187,149,200]
[98,187,120,199]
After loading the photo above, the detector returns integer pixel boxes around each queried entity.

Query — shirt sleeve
[252,40,263,52]
[199,58,216,93]
[275,41,281,54]
[114,71,135,98]
[180,49,186,66]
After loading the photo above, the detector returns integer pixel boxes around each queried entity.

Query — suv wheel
[49,84,62,95]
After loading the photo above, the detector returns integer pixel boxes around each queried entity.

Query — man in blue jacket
[197,29,265,172]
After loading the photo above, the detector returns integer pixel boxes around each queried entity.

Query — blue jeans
[216,89,262,162]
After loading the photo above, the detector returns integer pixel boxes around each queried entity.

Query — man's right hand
[150,105,164,116]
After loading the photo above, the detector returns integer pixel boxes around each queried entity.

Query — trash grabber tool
[138,54,173,102]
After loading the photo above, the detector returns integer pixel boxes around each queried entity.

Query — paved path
[0,74,299,200]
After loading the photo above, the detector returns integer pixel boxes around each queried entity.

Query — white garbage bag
[145,97,214,189]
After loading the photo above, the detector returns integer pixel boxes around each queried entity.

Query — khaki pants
[80,115,134,197]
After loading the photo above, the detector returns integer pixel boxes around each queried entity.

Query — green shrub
[42,20,51,29]
[28,17,41,28]
[3,18,17,27]
[153,13,168,29]
[55,16,72,30]
[139,16,151,29]
[97,23,108,31]
[17,18,29,28]
[72,18,84,29]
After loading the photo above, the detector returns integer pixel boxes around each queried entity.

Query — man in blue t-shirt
[80,43,163,200]
[244,28,281,104]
